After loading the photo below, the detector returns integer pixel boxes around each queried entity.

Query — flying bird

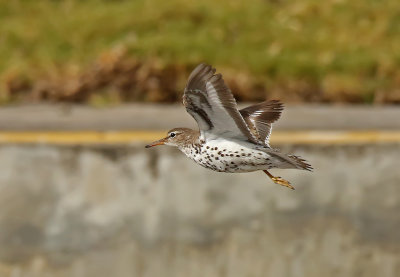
[146,64,312,189]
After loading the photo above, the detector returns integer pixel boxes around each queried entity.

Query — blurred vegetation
[1,0,400,104]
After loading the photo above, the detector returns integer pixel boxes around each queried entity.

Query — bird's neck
[177,129,201,149]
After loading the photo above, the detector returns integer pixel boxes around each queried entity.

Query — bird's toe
[272,176,295,190]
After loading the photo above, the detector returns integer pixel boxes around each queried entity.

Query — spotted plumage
[181,139,279,173]
[146,64,312,189]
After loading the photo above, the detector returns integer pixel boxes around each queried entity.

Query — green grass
[1,0,400,103]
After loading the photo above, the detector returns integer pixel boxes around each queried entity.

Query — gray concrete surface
[0,104,399,130]
[0,104,399,277]
[0,143,399,277]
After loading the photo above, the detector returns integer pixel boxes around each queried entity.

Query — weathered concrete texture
[0,144,399,277]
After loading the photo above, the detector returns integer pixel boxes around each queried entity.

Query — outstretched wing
[183,64,257,143]
[239,100,284,146]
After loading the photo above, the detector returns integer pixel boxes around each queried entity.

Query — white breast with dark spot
[180,138,275,173]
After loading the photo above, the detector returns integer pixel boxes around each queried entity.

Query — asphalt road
[0,104,399,130]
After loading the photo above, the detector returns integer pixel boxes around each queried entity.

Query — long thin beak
[145,137,167,148]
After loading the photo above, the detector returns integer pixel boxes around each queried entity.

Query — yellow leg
[263,170,295,190]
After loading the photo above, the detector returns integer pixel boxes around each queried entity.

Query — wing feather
[183,64,258,143]
[240,100,284,146]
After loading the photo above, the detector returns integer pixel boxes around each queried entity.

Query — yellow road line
[0,130,400,145]
[271,131,400,144]
[0,131,164,145]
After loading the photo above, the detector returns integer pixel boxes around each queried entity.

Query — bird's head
[145,128,198,149]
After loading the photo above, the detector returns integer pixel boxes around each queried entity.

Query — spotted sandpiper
[146,64,312,189]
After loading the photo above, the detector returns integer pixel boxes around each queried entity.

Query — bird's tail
[263,149,313,171]
[286,154,313,171]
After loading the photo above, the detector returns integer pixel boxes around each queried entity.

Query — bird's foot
[263,170,295,190]
[271,176,295,190]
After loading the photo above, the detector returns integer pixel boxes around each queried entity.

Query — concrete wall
[0,143,399,277]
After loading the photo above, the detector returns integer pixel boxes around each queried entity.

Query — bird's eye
[170,132,176,138]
